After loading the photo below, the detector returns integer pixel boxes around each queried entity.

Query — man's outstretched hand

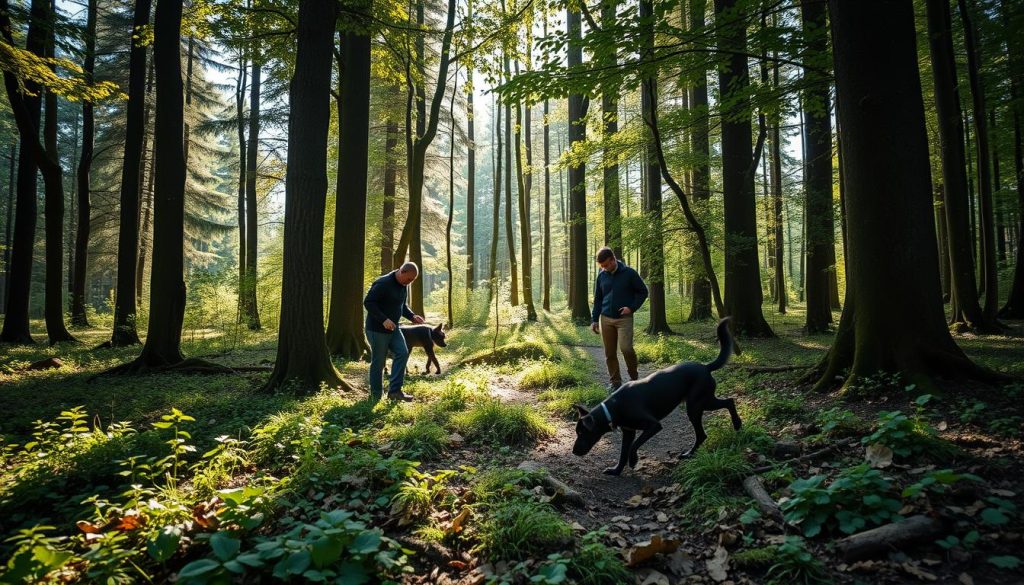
[590,322,599,334]
[412,315,425,324]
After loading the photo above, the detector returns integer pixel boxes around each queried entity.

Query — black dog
[400,323,447,374]
[572,318,741,476]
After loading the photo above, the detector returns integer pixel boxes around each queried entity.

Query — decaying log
[836,515,943,561]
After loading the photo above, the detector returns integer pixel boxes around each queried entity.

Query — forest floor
[1,307,1023,584]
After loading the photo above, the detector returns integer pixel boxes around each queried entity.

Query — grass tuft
[477,500,571,560]
[454,400,553,446]
[460,342,551,366]
[519,360,588,389]
[538,384,609,418]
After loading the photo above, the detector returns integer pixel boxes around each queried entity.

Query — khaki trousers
[600,314,638,385]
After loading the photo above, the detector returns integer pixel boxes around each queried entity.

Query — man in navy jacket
[364,262,425,401]
[590,247,648,391]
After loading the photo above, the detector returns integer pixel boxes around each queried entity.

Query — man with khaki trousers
[590,247,649,392]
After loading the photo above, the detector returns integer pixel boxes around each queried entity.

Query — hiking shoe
[388,391,414,402]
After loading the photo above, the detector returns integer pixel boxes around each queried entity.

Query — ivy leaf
[349,531,382,555]
[980,507,1009,526]
[987,556,1021,570]
[177,558,221,579]
[311,536,344,568]
[147,526,182,562]
[210,532,241,562]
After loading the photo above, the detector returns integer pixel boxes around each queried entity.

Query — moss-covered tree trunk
[925,0,998,332]
[110,0,152,347]
[714,0,773,337]
[801,0,833,333]
[265,0,349,393]
[567,6,590,323]
[326,19,372,360]
[814,0,998,393]
[71,0,97,328]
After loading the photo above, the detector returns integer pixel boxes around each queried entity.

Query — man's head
[595,247,617,273]
[396,262,419,286]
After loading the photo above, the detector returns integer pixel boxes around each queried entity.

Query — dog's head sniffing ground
[571,403,614,456]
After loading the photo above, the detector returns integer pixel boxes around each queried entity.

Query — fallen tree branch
[518,461,585,507]
[740,364,811,374]
[742,476,784,523]
[751,436,857,474]
[836,515,943,561]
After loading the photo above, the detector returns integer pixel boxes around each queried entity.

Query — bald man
[364,262,425,401]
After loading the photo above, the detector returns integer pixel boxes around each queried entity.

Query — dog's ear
[435,323,443,331]
[572,403,590,419]
[581,415,596,431]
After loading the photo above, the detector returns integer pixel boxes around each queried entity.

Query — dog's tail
[705,318,733,372]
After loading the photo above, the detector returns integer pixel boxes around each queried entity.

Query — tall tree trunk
[243,60,262,329]
[687,0,713,321]
[265,0,349,392]
[515,68,536,320]
[0,0,44,345]
[992,109,1006,264]
[640,0,671,334]
[71,0,97,328]
[543,94,551,311]
[183,36,194,165]
[466,51,476,292]
[132,0,187,367]
[601,0,622,259]
[999,0,1024,317]
[391,0,458,313]
[136,148,155,304]
[714,0,773,337]
[2,143,14,308]
[802,0,833,333]
[381,91,398,274]
[326,18,372,358]
[110,0,152,347]
[504,52,519,306]
[925,0,997,332]
[814,0,996,393]
[567,6,589,323]
[41,0,75,344]
[957,0,999,321]
[936,184,951,302]
[235,50,247,320]
[446,65,458,326]
[770,96,786,314]
[489,94,502,303]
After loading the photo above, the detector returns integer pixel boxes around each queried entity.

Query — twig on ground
[751,436,858,474]
[742,475,784,523]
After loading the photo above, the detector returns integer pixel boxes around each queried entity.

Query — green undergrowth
[538,384,608,418]
[518,359,589,389]
[453,400,553,446]
[460,341,551,366]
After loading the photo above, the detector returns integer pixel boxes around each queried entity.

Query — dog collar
[599,402,617,430]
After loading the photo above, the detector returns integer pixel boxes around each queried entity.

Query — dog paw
[603,466,623,476]
[733,419,743,431]
[628,451,640,468]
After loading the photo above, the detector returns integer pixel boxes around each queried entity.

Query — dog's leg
[707,397,742,430]
[680,402,708,458]
[627,420,663,469]
[423,346,438,374]
[428,348,442,374]
[604,429,636,476]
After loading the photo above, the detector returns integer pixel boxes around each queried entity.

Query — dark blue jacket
[591,260,648,323]
[364,271,416,333]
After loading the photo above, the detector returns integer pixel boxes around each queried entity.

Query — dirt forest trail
[492,344,704,544]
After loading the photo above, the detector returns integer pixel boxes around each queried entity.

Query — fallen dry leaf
[635,568,670,585]
[115,514,145,532]
[656,512,669,523]
[76,520,103,534]
[706,546,729,582]
[448,507,471,534]
[667,549,694,576]
[448,560,469,571]
[866,443,894,468]
[901,562,937,581]
[611,515,632,522]
[627,534,680,567]
[958,573,974,585]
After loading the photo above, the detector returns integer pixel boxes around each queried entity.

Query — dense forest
[1,0,1023,582]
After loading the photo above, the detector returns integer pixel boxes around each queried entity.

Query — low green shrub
[476,500,571,561]
[460,342,550,366]
[519,361,588,389]
[453,401,552,446]
[781,464,901,537]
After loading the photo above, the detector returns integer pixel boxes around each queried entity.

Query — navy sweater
[364,271,416,333]
[591,260,649,323]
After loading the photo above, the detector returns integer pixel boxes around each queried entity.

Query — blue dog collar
[599,402,617,430]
